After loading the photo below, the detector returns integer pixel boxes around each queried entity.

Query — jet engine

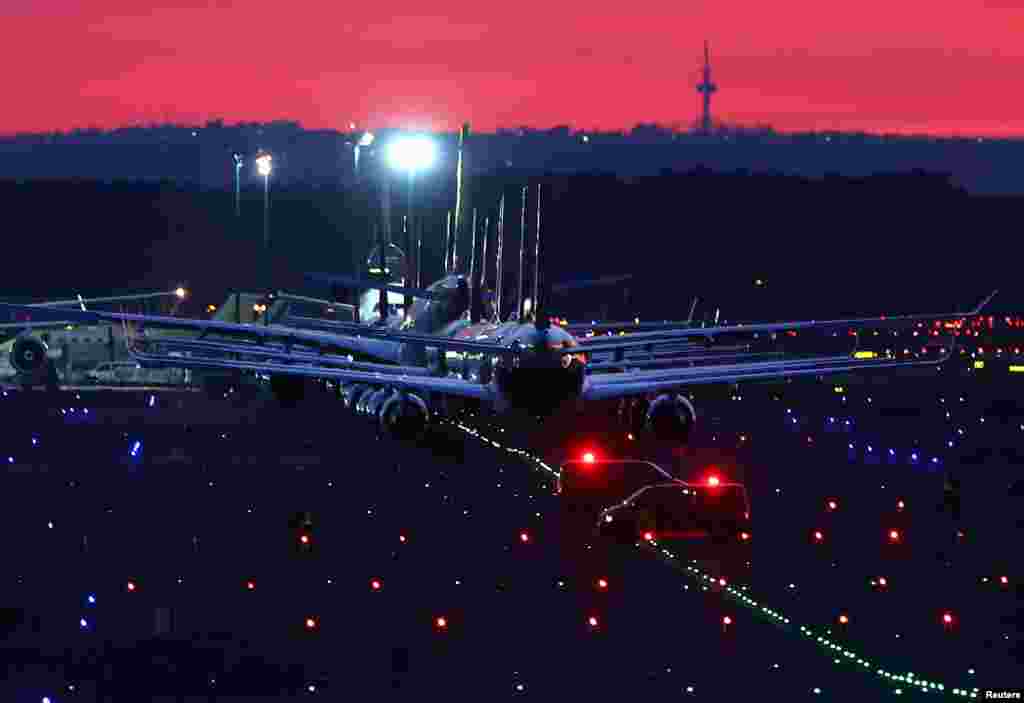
[364,388,394,417]
[379,392,430,439]
[10,336,48,374]
[644,393,697,443]
[342,383,371,412]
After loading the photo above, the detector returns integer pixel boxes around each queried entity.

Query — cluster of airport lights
[7,352,1020,697]
[448,398,1012,697]
[7,418,1010,701]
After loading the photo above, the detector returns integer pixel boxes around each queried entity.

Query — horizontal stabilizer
[305,273,443,301]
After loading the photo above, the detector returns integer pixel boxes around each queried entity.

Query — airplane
[0,288,188,386]
[0,177,998,446]
[0,269,997,436]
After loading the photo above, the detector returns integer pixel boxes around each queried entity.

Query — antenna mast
[696,40,717,135]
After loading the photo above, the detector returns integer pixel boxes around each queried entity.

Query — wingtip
[973,289,999,315]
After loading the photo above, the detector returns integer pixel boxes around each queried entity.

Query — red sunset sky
[4,0,1023,136]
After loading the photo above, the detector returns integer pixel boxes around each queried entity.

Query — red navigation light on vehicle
[707,475,720,487]
[582,452,596,464]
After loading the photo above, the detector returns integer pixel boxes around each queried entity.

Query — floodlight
[386,136,436,173]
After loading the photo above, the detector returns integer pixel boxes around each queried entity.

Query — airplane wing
[0,320,81,330]
[581,346,953,401]
[129,347,494,400]
[571,291,997,356]
[0,302,496,401]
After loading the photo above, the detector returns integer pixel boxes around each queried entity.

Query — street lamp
[386,136,437,291]
[255,152,273,287]
[354,131,374,179]
[232,153,244,216]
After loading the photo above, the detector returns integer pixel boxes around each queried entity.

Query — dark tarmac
[0,365,1021,701]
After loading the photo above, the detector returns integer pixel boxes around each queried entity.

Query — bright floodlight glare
[256,154,273,176]
[387,136,436,173]
[175,287,187,299]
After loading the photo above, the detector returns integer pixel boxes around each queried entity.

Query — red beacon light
[707,475,721,487]
[582,452,596,464]
[643,531,655,542]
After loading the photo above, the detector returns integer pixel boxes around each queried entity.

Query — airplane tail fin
[686,296,700,326]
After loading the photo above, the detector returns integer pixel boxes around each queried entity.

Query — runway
[0,366,1020,700]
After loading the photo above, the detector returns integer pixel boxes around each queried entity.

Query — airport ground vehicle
[596,477,751,545]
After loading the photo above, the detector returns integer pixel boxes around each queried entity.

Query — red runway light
[942,612,954,625]
[596,578,608,590]
[722,616,732,626]
[300,534,310,545]
[888,529,902,543]
[582,452,596,464]
[826,500,838,511]
[878,577,888,587]
[519,531,530,543]
[305,617,317,630]
[896,499,905,511]
[126,581,136,592]
[246,580,255,590]
[370,579,382,591]
[707,475,720,487]
[813,530,824,542]
[399,534,407,543]
[643,531,654,541]
[838,614,849,625]
[587,616,599,628]
[740,532,750,542]
[435,616,447,629]
[999,576,1009,586]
